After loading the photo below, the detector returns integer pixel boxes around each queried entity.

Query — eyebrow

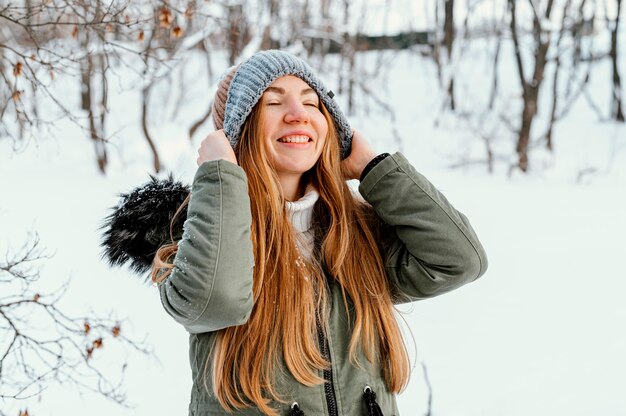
[264,86,317,96]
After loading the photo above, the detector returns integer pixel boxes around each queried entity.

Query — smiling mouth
[277,135,313,143]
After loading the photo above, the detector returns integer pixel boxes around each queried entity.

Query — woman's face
[260,75,328,178]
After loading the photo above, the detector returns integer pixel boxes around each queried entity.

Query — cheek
[261,115,279,152]
[314,114,329,138]
[319,130,329,153]
[261,112,278,135]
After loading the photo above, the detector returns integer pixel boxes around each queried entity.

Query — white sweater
[285,184,319,262]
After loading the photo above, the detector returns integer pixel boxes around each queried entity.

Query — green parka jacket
[158,152,488,415]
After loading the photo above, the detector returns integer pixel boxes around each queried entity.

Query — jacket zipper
[316,311,338,416]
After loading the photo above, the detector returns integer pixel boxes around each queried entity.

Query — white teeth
[278,135,310,143]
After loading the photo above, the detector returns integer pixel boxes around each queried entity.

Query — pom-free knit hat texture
[212,49,353,159]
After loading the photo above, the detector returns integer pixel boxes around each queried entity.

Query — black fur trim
[100,174,189,279]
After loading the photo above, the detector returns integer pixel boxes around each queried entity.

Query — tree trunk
[86,53,108,174]
[447,77,456,111]
[79,24,107,174]
[141,85,161,173]
[261,0,280,50]
[545,0,572,151]
[510,0,553,172]
[518,42,550,172]
[443,0,455,59]
[488,35,501,110]
[444,0,455,110]
[226,4,250,66]
[610,0,624,122]
[432,0,443,88]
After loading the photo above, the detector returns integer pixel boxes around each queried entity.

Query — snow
[1,32,626,416]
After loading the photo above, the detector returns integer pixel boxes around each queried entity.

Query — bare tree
[541,0,602,150]
[76,6,109,173]
[442,0,455,57]
[421,361,433,416]
[225,3,251,66]
[509,0,555,172]
[447,0,615,174]
[609,0,624,121]
[0,232,150,415]
[260,0,280,50]
[443,0,456,110]
[2,0,411,172]
[0,1,220,173]
[1,1,144,170]
[487,15,504,112]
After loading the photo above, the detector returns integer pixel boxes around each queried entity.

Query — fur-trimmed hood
[100,175,189,278]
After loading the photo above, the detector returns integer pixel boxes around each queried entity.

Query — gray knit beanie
[211,50,353,159]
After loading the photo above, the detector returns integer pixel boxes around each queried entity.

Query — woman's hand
[197,129,238,166]
[341,129,377,181]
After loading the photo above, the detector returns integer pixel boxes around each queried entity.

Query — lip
[276,140,314,149]
[277,130,314,142]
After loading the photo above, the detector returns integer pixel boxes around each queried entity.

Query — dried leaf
[93,338,103,349]
[106,23,114,32]
[13,62,22,77]
[138,30,145,42]
[86,346,93,360]
[84,321,91,334]
[11,90,23,101]
[172,26,183,38]
[112,324,121,337]
[33,293,40,302]
[19,410,29,416]
[49,70,55,81]
[159,7,173,28]
[72,25,79,38]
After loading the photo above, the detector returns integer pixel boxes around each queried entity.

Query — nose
[283,99,310,123]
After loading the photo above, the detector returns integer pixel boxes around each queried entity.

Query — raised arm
[159,159,254,333]
[358,152,488,302]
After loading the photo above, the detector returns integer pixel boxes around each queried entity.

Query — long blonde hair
[152,101,410,415]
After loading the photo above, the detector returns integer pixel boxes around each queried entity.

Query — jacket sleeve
[358,152,488,302]
[158,159,254,334]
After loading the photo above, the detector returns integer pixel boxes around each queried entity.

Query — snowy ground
[2,36,625,416]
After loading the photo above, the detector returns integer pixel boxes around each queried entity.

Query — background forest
[1,1,625,415]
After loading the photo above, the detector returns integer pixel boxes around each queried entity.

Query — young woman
[119,50,487,415]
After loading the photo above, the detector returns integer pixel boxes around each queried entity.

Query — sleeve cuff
[358,152,407,199]
[359,153,391,182]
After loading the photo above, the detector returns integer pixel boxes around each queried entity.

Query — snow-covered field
[2,35,625,416]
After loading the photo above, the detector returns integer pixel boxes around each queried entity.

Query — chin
[278,163,316,175]
[275,157,319,174]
